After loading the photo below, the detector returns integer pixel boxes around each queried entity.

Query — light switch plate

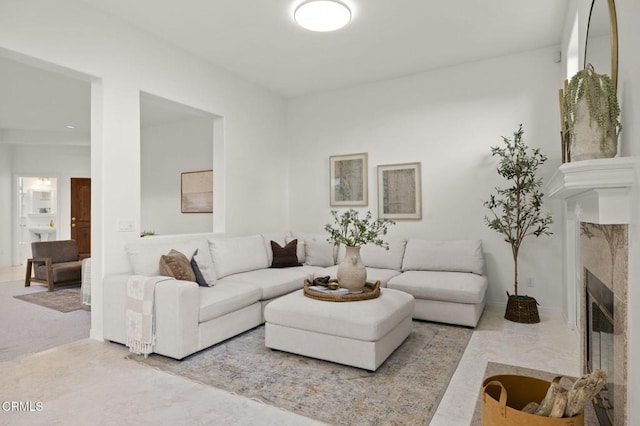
[118,220,135,232]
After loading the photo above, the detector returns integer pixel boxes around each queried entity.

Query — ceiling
[79,0,570,98]
[1,0,570,145]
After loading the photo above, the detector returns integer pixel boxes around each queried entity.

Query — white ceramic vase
[337,246,367,293]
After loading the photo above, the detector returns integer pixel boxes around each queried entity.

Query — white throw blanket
[126,275,173,357]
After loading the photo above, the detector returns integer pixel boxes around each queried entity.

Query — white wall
[141,118,213,235]
[288,46,564,312]
[0,144,11,266]
[0,0,288,339]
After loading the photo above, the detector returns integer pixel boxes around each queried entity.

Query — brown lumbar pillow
[159,249,196,282]
[270,239,302,268]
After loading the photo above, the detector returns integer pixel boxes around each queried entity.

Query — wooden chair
[25,240,83,292]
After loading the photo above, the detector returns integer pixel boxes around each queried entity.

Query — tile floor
[0,266,581,425]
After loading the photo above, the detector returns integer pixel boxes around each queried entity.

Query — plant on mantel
[563,63,621,160]
[483,125,553,323]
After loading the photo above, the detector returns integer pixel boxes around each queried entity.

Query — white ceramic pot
[337,246,367,293]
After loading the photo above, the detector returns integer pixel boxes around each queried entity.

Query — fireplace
[586,270,614,426]
[548,157,635,426]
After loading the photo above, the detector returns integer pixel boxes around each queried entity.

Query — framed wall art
[181,170,213,213]
[377,162,422,220]
[330,153,368,206]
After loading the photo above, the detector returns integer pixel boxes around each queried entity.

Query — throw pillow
[192,248,216,286]
[159,249,196,282]
[190,249,215,287]
[270,240,302,268]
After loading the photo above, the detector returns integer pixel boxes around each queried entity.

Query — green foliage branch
[325,209,395,249]
[483,125,553,296]
[563,64,621,152]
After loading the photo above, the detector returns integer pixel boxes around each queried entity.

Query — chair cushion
[35,261,82,283]
[387,270,487,304]
[198,282,262,323]
[32,240,78,263]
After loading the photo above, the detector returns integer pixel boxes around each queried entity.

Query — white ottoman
[264,288,414,371]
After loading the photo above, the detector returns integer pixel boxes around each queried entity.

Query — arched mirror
[584,0,618,88]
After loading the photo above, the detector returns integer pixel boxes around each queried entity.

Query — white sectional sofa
[103,231,488,359]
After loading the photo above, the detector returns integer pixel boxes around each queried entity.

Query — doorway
[70,178,91,259]
[15,176,59,264]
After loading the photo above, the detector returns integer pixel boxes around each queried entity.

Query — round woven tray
[303,279,381,302]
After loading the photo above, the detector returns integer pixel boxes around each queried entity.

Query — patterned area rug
[130,320,472,425]
[471,362,599,425]
[14,286,84,313]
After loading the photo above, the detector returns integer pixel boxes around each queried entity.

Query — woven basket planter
[504,293,540,324]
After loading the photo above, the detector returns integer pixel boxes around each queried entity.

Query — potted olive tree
[563,63,621,161]
[484,125,553,323]
[325,209,394,293]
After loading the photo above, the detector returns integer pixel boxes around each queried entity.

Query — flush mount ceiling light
[294,0,351,32]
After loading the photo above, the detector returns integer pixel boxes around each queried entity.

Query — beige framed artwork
[330,153,368,206]
[181,170,213,213]
[377,162,421,220]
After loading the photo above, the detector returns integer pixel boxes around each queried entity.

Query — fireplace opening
[586,270,614,426]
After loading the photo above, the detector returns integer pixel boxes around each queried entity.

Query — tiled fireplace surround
[549,157,637,426]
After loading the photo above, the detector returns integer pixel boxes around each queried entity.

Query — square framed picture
[377,162,421,220]
[181,170,213,213]
[330,153,368,206]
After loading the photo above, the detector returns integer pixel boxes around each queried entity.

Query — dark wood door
[71,178,91,259]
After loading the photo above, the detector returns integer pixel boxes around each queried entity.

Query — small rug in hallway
[471,362,599,425]
[14,286,84,313]
[129,320,472,425]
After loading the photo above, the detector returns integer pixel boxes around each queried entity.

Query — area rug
[129,320,472,425]
[14,286,84,313]
[471,362,599,425]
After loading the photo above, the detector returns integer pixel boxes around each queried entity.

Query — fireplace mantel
[548,157,639,224]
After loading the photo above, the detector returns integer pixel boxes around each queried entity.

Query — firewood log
[535,383,564,416]
[565,369,607,417]
[550,392,568,418]
[522,402,539,414]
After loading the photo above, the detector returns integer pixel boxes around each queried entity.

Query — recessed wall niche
[140,93,216,236]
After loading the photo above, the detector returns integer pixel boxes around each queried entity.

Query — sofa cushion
[270,240,302,268]
[304,240,335,267]
[208,235,269,279]
[159,249,196,282]
[198,282,262,323]
[314,265,401,287]
[336,241,406,270]
[387,270,488,304]
[125,238,212,276]
[401,240,484,275]
[290,232,332,264]
[223,267,312,300]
